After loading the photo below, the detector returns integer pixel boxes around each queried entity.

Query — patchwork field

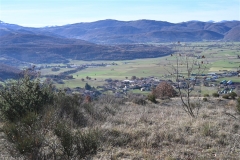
[36,42,240,94]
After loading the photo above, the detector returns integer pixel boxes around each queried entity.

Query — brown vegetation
[1,95,240,159]
[0,63,21,80]
[0,33,172,63]
[152,81,177,99]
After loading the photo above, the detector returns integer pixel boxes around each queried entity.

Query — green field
[40,68,76,76]
[39,42,240,91]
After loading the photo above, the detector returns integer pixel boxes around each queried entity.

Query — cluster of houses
[62,86,101,98]
[219,81,235,94]
[62,77,165,98]
[204,71,240,94]
[103,71,240,96]
[54,69,240,98]
[102,77,161,91]
[207,71,239,78]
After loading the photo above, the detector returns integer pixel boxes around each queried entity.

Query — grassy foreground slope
[0,61,240,159]
[0,96,240,159]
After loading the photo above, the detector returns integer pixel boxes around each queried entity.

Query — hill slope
[0,33,172,64]
[0,63,21,80]
[224,26,240,41]
[32,20,240,43]
[1,20,240,44]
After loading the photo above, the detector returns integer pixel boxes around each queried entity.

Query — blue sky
[0,0,239,27]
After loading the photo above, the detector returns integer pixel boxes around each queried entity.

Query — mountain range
[0,19,239,65]
[41,20,240,43]
[1,19,239,44]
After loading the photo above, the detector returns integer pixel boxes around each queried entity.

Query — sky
[0,0,239,27]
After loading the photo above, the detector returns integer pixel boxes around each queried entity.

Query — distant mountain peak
[186,20,202,22]
[207,20,215,23]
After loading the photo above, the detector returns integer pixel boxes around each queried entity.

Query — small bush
[133,98,146,105]
[236,97,240,114]
[222,94,229,99]
[229,92,237,99]
[152,81,177,98]
[3,112,43,157]
[101,129,132,147]
[54,122,75,158]
[0,73,54,122]
[56,93,87,127]
[204,94,209,97]
[190,102,201,109]
[54,123,100,159]
[97,94,124,106]
[237,105,240,114]
[128,94,146,105]
[203,97,208,102]
[237,97,240,104]
[147,94,157,103]
[212,92,219,97]
[75,130,100,159]
[201,123,212,137]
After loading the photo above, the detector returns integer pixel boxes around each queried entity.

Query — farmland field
[39,42,239,92]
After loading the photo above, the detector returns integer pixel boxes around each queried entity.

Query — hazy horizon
[1,19,240,28]
[0,0,239,27]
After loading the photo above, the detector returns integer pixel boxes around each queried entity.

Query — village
[55,70,240,98]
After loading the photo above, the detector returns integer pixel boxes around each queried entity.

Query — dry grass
[93,98,240,160]
[1,97,240,159]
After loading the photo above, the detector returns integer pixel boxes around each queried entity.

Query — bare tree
[165,47,208,118]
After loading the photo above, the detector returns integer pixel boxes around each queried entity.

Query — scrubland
[1,93,240,159]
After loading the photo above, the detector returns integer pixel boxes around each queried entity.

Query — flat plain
[38,42,240,95]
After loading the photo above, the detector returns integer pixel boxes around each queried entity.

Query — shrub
[55,93,87,127]
[201,123,212,137]
[133,98,146,105]
[131,76,137,80]
[229,92,237,99]
[0,72,101,159]
[0,72,57,159]
[236,97,240,114]
[190,102,201,109]
[75,130,100,159]
[203,97,208,102]
[85,83,92,90]
[212,92,219,97]
[152,81,177,98]
[54,122,100,159]
[54,122,75,158]
[147,94,157,103]
[101,129,132,147]
[204,94,209,97]
[237,97,240,104]
[97,94,125,106]
[128,94,146,105]
[0,73,54,122]
[222,94,229,99]
[3,112,43,157]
